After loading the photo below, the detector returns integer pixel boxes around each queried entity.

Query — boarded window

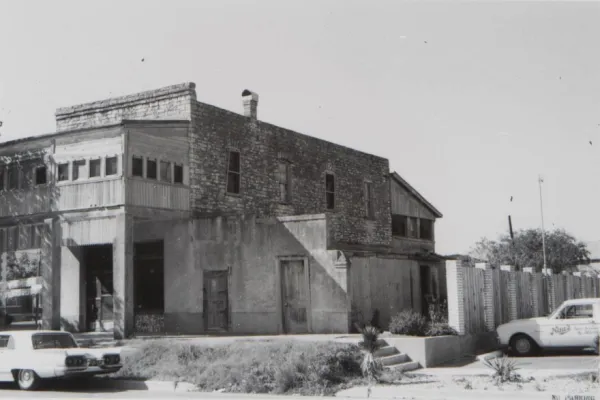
[408,217,418,238]
[58,163,69,181]
[364,182,374,219]
[105,156,118,176]
[226,151,241,194]
[146,159,157,180]
[160,161,171,182]
[420,219,433,240]
[89,159,101,178]
[7,165,19,190]
[73,160,86,180]
[132,156,143,177]
[35,165,47,185]
[391,214,407,236]
[174,164,184,184]
[325,173,335,210]
[278,162,290,203]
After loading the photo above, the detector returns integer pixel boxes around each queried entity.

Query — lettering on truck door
[551,303,596,348]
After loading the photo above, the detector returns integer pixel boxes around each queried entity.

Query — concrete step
[379,352,409,366]
[374,345,399,358]
[386,360,421,372]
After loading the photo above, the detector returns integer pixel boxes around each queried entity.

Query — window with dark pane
[146,159,157,180]
[420,218,433,240]
[159,161,171,182]
[58,163,69,181]
[174,164,184,184]
[0,229,4,253]
[408,217,418,238]
[73,160,86,180]
[391,215,407,237]
[20,165,33,190]
[0,167,4,191]
[35,165,47,185]
[105,156,118,176]
[226,151,241,194]
[7,165,18,190]
[278,161,290,203]
[364,182,374,219]
[89,159,101,178]
[325,173,335,210]
[132,156,143,177]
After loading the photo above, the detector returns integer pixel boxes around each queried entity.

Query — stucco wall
[134,214,350,335]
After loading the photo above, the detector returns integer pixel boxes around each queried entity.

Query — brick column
[476,263,495,331]
[41,218,61,330]
[523,267,539,317]
[446,260,466,335]
[113,214,134,340]
[501,265,518,321]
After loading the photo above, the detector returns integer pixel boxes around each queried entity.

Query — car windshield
[31,333,78,350]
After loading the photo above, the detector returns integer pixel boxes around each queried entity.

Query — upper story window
[227,151,241,194]
[392,215,407,236]
[420,219,433,240]
[35,165,47,185]
[105,156,118,176]
[364,182,374,219]
[132,156,144,177]
[146,159,157,180]
[0,168,4,191]
[58,163,69,181]
[73,160,86,181]
[278,161,291,203]
[392,214,435,241]
[174,164,183,184]
[7,165,19,190]
[325,173,335,210]
[160,161,171,182]
[89,159,101,178]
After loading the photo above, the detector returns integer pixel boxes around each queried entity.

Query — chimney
[242,89,258,119]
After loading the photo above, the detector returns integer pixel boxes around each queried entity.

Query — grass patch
[112,339,367,395]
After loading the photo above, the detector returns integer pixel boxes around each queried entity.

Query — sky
[0,0,599,255]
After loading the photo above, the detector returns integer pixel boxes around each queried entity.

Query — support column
[59,246,83,331]
[113,213,134,340]
[501,265,518,322]
[41,218,61,330]
[446,260,465,335]
[522,267,539,317]
[476,263,495,331]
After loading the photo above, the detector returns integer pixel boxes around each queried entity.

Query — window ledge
[226,192,242,198]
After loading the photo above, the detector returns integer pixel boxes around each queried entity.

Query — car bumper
[55,365,123,378]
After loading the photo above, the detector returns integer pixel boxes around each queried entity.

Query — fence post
[475,262,495,331]
[446,259,466,335]
[501,265,517,321]
[523,267,539,317]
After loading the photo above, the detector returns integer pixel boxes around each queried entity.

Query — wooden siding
[57,179,124,210]
[390,179,436,220]
[127,130,189,165]
[126,179,190,211]
[61,217,116,246]
[54,135,123,161]
[0,185,51,216]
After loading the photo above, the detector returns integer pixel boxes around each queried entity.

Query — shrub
[426,321,458,337]
[358,326,384,398]
[389,310,428,336]
[481,355,521,384]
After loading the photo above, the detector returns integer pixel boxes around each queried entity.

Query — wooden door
[280,259,309,334]
[204,271,228,331]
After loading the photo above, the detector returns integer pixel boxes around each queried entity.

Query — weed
[464,381,473,390]
[358,326,384,398]
[480,355,521,385]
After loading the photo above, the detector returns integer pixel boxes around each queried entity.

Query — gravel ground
[394,372,599,393]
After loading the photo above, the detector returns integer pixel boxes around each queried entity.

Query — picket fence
[445,259,600,335]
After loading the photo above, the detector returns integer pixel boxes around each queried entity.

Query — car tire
[16,369,41,391]
[510,334,537,357]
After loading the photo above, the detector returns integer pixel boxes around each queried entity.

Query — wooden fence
[446,259,600,335]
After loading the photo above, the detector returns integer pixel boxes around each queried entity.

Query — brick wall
[190,101,392,247]
[55,83,196,132]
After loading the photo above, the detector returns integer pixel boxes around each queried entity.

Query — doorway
[134,241,165,320]
[83,245,114,332]
[203,271,228,331]
[420,265,439,317]
[280,258,309,334]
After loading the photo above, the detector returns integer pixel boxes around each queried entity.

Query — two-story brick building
[0,83,443,338]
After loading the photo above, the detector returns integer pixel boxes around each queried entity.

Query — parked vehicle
[0,330,122,390]
[496,298,600,356]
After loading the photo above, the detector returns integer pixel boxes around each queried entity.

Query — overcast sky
[1,0,599,255]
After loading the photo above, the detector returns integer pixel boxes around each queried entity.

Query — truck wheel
[510,334,537,357]
[16,369,41,391]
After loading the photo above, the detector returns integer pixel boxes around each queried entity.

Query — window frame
[7,164,19,190]
[57,163,70,182]
[391,214,407,237]
[131,156,144,178]
[89,158,102,179]
[72,160,86,181]
[146,158,158,180]
[173,164,184,184]
[364,181,374,219]
[325,173,335,210]
[34,165,47,186]
[105,156,118,177]
[159,160,172,183]
[226,150,241,195]
[278,161,291,203]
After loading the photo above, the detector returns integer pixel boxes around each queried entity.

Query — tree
[469,228,590,273]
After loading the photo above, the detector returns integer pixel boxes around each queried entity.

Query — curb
[93,379,197,392]
[475,350,504,363]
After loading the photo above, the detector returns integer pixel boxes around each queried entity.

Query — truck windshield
[31,333,78,349]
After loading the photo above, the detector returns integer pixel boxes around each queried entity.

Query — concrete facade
[0,82,444,338]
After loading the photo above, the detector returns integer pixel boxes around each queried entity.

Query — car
[496,298,600,357]
[0,330,122,390]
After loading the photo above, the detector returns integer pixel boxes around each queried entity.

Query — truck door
[551,303,596,348]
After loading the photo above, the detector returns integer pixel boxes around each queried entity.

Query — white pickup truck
[496,298,600,356]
